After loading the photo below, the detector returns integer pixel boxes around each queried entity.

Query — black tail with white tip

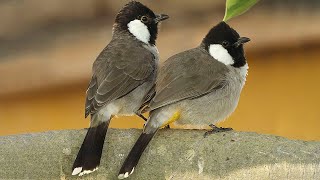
[72,121,110,176]
[118,132,156,179]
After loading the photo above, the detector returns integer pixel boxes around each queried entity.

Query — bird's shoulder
[92,38,156,82]
[158,47,229,82]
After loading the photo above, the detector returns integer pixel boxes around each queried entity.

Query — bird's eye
[140,16,148,23]
[222,41,230,47]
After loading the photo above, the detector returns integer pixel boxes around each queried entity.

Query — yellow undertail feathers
[160,111,181,128]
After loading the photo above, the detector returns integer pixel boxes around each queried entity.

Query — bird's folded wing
[137,84,156,114]
[85,44,155,117]
[149,48,229,111]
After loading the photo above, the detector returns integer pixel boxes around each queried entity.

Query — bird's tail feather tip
[79,167,99,176]
[118,167,135,179]
[71,167,82,176]
[72,167,99,176]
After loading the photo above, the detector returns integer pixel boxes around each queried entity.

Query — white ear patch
[209,44,234,65]
[127,20,150,44]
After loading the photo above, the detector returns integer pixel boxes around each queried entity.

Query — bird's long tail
[118,131,156,179]
[72,121,110,176]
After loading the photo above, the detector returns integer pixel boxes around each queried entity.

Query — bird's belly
[176,91,241,126]
[118,82,154,115]
[98,81,154,119]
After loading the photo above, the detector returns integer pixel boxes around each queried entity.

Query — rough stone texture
[0,129,319,180]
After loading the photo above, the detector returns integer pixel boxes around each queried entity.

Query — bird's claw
[204,124,233,138]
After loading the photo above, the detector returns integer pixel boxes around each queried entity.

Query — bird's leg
[135,112,148,121]
[204,124,233,138]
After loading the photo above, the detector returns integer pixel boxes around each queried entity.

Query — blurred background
[0,0,319,140]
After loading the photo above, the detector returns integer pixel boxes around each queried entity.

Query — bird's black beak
[154,14,169,23]
[233,37,250,48]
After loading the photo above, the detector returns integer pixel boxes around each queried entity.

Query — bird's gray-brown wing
[149,47,229,111]
[137,84,156,114]
[85,42,155,117]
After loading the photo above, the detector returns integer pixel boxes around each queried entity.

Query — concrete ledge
[0,129,319,179]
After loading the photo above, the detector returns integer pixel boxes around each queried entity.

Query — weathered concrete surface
[0,129,319,179]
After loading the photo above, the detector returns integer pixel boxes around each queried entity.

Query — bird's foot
[204,124,233,138]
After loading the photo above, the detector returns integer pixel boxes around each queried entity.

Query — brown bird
[118,21,250,179]
[71,1,169,176]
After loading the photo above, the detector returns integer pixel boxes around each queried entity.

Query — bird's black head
[202,21,250,68]
[114,1,169,45]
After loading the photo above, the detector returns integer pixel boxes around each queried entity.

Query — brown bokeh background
[1,0,320,140]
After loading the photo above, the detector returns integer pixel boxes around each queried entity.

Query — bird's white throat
[127,20,150,44]
[209,44,234,65]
